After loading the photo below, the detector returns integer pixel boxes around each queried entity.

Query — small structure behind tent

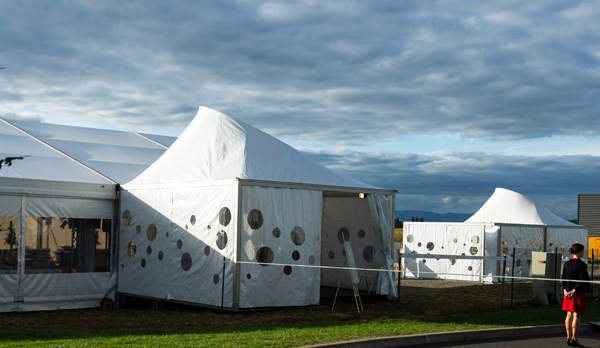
[403,188,588,282]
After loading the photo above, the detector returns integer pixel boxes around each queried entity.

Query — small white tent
[403,188,587,282]
[118,107,398,310]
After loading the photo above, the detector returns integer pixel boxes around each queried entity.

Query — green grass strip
[2,302,599,348]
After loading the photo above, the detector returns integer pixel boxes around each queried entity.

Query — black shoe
[571,341,584,348]
[567,339,572,346]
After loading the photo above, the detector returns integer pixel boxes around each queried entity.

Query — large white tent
[403,188,587,282]
[119,107,398,310]
[0,117,174,312]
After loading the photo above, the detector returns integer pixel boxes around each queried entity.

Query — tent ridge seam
[131,131,168,149]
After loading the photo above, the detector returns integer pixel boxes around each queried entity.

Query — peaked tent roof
[127,106,378,189]
[465,188,577,226]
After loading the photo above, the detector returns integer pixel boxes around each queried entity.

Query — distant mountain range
[395,210,472,222]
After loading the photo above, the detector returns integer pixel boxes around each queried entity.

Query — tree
[0,155,30,169]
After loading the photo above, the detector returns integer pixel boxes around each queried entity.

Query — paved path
[418,330,600,347]
[302,323,600,348]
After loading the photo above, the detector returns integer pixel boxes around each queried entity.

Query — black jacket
[561,258,592,293]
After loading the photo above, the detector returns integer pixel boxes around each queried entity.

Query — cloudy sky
[1,1,599,219]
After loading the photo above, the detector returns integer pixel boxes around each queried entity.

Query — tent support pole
[221,256,225,314]
[500,255,506,308]
[511,247,515,310]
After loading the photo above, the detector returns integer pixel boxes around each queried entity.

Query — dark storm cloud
[301,148,600,219]
[1,1,599,141]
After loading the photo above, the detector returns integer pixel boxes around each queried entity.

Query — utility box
[532,251,562,303]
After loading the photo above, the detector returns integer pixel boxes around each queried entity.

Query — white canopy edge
[0,177,116,200]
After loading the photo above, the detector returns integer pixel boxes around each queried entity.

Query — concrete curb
[300,323,593,348]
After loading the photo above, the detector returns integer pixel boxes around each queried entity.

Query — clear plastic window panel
[24,217,111,274]
[0,215,19,274]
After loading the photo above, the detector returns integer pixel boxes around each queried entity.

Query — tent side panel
[402,223,446,279]
[321,196,382,290]
[17,273,112,311]
[546,227,588,260]
[499,225,544,278]
[239,186,321,308]
[170,185,236,307]
[119,185,236,308]
[0,275,18,312]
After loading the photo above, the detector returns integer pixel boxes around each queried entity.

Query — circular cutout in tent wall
[426,242,434,251]
[158,251,164,260]
[502,247,508,255]
[502,236,507,245]
[363,246,377,262]
[338,227,350,243]
[147,224,157,241]
[291,226,305,246]
[190,215,196,225]
[219,207,231,226]
[422,259,426,264]
[273,227,281,238]
[309,255,315,265]
[213,274,219,284]
[406,235,413,243]
[147,246,152,255]
[449,259,456,265]
[328,251,335,259]
[177,239,183,249]
[181,253,192,271]
[217,231,228,250]
[247,273,251,279]
[141,259,146,267]
[468,266,472,271]
[207,225,211,230]
[122,210,132,226]
[471,236,479,244]
[185,225,188,230]
[204,246,210,256]
[417,242,422,247]
[453,238,457,243]
[561,245,565,252]
[136,225,141,234]
[292,250,300,261]
[358,229,365,239]
[247,209,263,229]
[284,266,292,275]
[469,247,478,255]
[127,242,136,258]
[548,238,554,247]
[256,246,274,266]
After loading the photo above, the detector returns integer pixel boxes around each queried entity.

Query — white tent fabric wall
[119,184,236,308]
[498,225,544,278]
[0,193,116,312]
[403,223,486,282]
[321,196,383,292]
[367,194,398,297]
[239,186,321,308]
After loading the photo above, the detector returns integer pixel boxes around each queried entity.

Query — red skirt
[563,292,586,314]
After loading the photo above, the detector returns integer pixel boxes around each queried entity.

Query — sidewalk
[301,323,599,348]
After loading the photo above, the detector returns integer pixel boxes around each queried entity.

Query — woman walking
[562,243,591,347]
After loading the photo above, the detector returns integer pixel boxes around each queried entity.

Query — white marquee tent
[119,107,398,310]
[403,188,588,282]
[0,117,174,312]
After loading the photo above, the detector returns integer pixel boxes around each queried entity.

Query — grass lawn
[1,282,597,348]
